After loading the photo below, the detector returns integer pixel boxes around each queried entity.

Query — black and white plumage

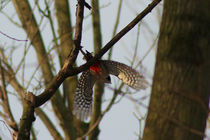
[102,60,148,90]
[73,71,96,120]
[73,60,149,121]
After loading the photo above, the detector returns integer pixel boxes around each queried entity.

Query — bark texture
[143,0,210,140]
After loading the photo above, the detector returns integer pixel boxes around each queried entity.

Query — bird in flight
[73,50,149,121]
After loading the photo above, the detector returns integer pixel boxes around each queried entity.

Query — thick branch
[12,0,53,85]
[1,58,63,140]
[2,0,161,139]
[17,92,35,140]
[54,0,77,116]
[54,0,74,65]
[35,0,162,108]
[35,0,86,107]
[12,0,75,137]
[73,0,162,74]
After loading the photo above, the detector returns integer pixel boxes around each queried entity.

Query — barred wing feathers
[102,60,149,90]
[73,70,96,121]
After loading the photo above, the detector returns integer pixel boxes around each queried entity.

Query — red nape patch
[89,62,102,74]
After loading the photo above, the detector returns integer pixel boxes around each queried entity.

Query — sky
[0,0,164,140]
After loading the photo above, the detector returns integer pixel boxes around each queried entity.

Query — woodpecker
[73,50,149,121]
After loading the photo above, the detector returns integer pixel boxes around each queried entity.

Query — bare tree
[0,0,162,140]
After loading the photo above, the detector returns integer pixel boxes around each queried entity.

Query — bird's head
[89,61,111,84]
[81,50,94,61]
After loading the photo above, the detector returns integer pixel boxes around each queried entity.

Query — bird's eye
[106,76,111,82]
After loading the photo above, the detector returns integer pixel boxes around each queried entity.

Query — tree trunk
[142,0,210,140]
[88,0,103,139]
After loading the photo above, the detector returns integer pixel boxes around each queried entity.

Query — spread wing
[73,70,96,121]
[102,60,149,90]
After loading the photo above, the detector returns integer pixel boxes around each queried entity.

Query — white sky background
[0,0,164,139]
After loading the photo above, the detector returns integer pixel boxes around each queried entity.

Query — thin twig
[121,92,209,139]
[84,0,91,10]
[77,115,102,140]
[0,120,13,139]
[77,84,125,139]
[0,60,18,131]
[131,23,141,67]
[35,0,86,107]
[72,0,162,75]
[108,0,123,60]
[0,30,28,42]
[34,0,162,108]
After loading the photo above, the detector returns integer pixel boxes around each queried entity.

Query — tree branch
[0,0,162,139]
[17,92,36,140]
[35,108,63,140]
[35,0,86,107]
[108,0,123,59]
[72,0,162,74]
[0,60,18,132]
[54,0,78,118]
[1,64,63,140]
[35,0,162,107]
[88,0,103,139]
